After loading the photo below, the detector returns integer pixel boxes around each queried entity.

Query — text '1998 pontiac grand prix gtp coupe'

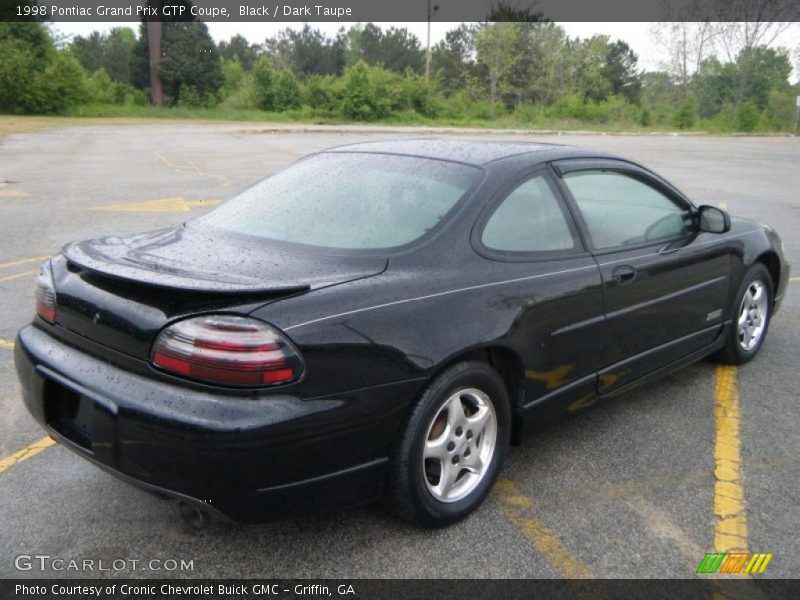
[15,140,790,527]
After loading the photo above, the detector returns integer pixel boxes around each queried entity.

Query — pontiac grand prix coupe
[15,140,789,527]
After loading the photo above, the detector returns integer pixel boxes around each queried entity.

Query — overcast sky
[53,21,800,78]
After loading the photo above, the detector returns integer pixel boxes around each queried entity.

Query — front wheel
[388,361,511,527]
[717,263,773,365]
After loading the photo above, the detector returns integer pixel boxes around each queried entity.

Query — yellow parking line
[494,477,593,579]
[0,437,55,475]
[0,338,14,350]
[790,277,799,283]
[154,150,193,175]
[717,202,728,210]
[0,269,37,284]
[0,256,47,270]
[713,365,748,552]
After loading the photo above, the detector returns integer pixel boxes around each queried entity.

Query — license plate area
[44,379,93,451]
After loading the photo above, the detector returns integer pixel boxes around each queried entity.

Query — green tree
[132,4,222,105]
[71,31,104,73]
[157,23,222,104]
[345,24,423,74]
[574,35,614,103]
[71,27,135,84]
[103,28,136,84]
[217,34,259,70]
[603,40,642,104]
[431,25,476,96]
[252,56,276,110]
[474,23,518,119]
[266,25,345,77]
[0,22,88,114]
[740,47,792,109]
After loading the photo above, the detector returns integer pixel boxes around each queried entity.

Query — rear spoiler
[62,242,310,296]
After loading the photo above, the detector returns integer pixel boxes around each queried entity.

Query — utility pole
[146,0,164,106]
[424,0,438,80]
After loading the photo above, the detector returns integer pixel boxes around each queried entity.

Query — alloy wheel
[738,279,768,351]
[422,388,497,503]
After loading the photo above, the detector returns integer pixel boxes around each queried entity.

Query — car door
[552,159,731,394]
[473,167,605,429]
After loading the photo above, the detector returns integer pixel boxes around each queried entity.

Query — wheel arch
[423,344,527,445]
[755,250,781,302]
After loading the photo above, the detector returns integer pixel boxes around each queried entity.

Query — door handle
[612,265,637,285]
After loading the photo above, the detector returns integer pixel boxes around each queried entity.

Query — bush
[177,84,202,108]
[396,76,443,118]
[125,88,149,107]
[221,58,245,98]
[512,104,546,124]
[0,29,90,115]
[338,61,399,121]
[639,105,652,127]
[672,99,697,130]
[441,90,502,121]
[302,74,340,110]
[273,70,301,110]
[736,101,760,132]
[763,89,794,131]
[252,56,276,111]
[545,93,635,125]
[87,69,129,104]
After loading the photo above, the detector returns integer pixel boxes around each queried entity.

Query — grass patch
[0,114,172,142]
[3,106,793,140]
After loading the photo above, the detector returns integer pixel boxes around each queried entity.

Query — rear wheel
[717,263,773,364]
[388,361,510,527]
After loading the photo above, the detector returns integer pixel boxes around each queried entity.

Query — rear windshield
[195,152,482,251]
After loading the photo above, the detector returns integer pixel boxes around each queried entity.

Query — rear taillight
[35,261,56,324]
[151,315,303,387]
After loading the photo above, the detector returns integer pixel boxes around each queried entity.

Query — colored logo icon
[697,552,773,574]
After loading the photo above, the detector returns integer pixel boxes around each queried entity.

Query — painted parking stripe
[0,437,55,475]
[0,269,37,284]
[91,197,219,213]
[0,255,48,270]
[0,338,14,350]
[493,477,593,579]
[713,365,747,553]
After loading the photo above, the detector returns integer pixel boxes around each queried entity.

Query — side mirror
[697,205,730,234]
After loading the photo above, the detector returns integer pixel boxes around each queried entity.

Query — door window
[562,170,693,250]
[481,175,577,253]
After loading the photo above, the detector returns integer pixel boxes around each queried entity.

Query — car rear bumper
[14,324,423,522]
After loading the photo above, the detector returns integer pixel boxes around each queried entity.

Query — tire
[388,361,511,527]
[716,263,773,365]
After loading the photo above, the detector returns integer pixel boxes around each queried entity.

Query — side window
[481,175,577,253]
[562,170,693,250]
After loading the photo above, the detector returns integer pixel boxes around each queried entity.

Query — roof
[323,138,603,166]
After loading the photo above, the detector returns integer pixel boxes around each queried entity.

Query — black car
[15,139,789,527]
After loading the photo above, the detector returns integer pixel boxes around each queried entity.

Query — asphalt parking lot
[0,124,798,579]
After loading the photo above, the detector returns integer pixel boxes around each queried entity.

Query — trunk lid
[53,226,386,361]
